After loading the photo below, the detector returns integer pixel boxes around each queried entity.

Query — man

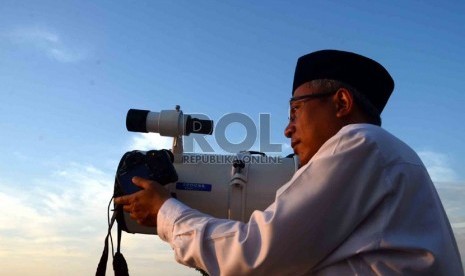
[115,50,464,275]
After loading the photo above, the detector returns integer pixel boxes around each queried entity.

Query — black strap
[96,211,117,276]
[96,232,110,276]
[113,223,129,276]
[96,210,129,276]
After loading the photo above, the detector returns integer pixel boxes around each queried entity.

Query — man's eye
[288,105,299,122]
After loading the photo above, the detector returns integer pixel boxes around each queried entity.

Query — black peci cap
[293,49,394,113]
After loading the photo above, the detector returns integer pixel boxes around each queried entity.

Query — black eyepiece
[126,109,149,133]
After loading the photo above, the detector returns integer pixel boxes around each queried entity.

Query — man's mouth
[291,140,300,151]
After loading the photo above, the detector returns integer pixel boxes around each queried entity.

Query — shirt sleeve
[156,127,392,275]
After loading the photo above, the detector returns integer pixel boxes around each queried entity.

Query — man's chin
[296,153,310,167]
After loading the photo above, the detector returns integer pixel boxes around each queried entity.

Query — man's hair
[308,79,382,126]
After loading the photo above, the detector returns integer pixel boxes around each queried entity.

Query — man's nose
[284,122,295,138]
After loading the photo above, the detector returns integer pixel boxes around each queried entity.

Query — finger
[123,204,132,213]
[132,176,154,189]
[114,195,129,205]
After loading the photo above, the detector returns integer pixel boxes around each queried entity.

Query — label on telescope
[176,182,212,192]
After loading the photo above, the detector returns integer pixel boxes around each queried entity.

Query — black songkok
[293,49,394,113]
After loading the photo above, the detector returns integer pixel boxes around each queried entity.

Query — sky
[0,0,464,274]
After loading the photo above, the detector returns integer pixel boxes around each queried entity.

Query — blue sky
[1,1,464,274]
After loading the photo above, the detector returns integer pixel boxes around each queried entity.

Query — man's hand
[114,176,171,227]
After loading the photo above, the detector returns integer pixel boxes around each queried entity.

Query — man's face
[284,82,340,166]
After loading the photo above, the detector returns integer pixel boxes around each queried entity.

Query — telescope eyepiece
[126,108,213,137]
[126,109,150,133]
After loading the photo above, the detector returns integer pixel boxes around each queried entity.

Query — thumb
[131,176,152,189]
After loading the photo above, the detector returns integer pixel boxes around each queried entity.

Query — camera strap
[113,221,129,276]
[96,205,129,276]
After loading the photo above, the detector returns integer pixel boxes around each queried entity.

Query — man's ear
[334,88,353,118]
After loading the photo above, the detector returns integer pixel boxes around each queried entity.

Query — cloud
[6,27,87,63]
[0,162,188,275]
[417,150,459,182]
[0,164,112,269]
[128,133,174,151]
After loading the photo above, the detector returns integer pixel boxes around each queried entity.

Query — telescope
[126,106,213,137]
[115,106,298,234]
[97,106,298,275]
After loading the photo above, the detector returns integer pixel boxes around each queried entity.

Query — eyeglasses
[288,91,336,123]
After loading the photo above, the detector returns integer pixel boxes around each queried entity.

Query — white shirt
[157,124,464,275]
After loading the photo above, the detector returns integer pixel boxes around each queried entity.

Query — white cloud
[417,150,459,182]
[6,27,87,63]
[0,164,112,259]
[128,133,174,152]
[0,162,190,275]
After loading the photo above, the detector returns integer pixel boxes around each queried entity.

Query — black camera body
[114,149,178,233]
[114,149,178,197]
